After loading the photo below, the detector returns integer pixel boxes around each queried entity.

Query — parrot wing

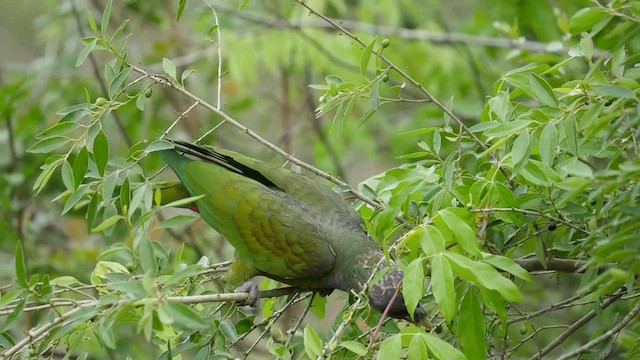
[161,143,337,280]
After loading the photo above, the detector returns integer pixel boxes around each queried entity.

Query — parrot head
[368,268,431,328]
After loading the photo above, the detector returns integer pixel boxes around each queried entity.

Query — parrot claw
[235,281,260,307]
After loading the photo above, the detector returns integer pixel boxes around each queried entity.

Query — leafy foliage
[1,0,639,359]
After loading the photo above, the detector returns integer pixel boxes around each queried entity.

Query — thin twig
[526,288,626,360]
[556,300,640,360]
[283,293,315,350]
[471,207,590,235]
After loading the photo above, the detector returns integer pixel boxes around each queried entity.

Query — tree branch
[556,300,640,360]
[526,288,627,360]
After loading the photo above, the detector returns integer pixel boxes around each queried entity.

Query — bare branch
[556,300,640,360]
[526,288,627,360]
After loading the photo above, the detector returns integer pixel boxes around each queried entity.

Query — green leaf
[158,214,199,228]
[162,195,204,208]
[73,147,89,189]
[403,257,424,319]
[90,261,130,286]
[163,57,177,80]
[529,73,558,107]
[370,81,380,110]
[15,244,27,288]
[569,7,609,34]
[219,319,238,341]
[61,160,73,191]
[92,215,124,233]
[431,254,456,322]
[177,0,187,21]
[145,139,174,153]
[164,302,208,329]
[76,38,97,67]
[102,171,119,206]
[564,115,578,155]
[360,36,378,77]
[339,341,368,356]
[444,252,523,302]
[120,177,131,214]
[512,130,530,174]
[539,123,557,168]
[434,208,480,256]
[108,67,133,99]
[458,289,487,360]
[62,184,90,215]
[377,334,401,360]
[33,161,62,194]
[86,193,99,233]
[101,0,112,33]
[303,326,323,359]
[36,121,81,139]
[181,69,196,84]
[0,298,26,333]
[93,130,109,177]
[590,85,637,100]
[423,333,466,360]
[420,225,446,255]
[481,253,532,282]
[408,335,429,360]
[27,136,71,153]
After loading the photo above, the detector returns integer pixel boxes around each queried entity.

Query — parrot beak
[408,304,433,330]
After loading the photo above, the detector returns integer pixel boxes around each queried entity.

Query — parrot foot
[234,281,260,307]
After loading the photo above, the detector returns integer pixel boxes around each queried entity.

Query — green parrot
[159,140,427,324]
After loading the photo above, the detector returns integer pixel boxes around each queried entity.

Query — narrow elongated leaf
[431,254,456,322]
[177,0,187,21]
[420,225,446,255]
[162,195,204,208]
[73,147,89,189]
[434,208,480,256]
[36,121,81,139]
[101,0,112,33]
[377,334,401,360]
[93,130,109,177]
[481,253,532,282]
[303,326,323,359]
[76,38,97,67]
[158,214,199,228]
[529,73,558,107]
[62,185,90,215]
[423,333,466,360]
[92,215,124,233]
[0,298,26,333]
[360,36,378,77]
[164,302,207,329]
[408,335,429,360]
[539,123,557,168]
[402,257,424,319]
[512,130,530,174]
[444,252,523,302]
[564,115,578,155]
[27,136,71,153]
[102,171,119,206]
[458,289,487,360]
[339,341,368,356]
[15,244,27,288]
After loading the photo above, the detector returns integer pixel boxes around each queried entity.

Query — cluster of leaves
[1,0,639,359]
